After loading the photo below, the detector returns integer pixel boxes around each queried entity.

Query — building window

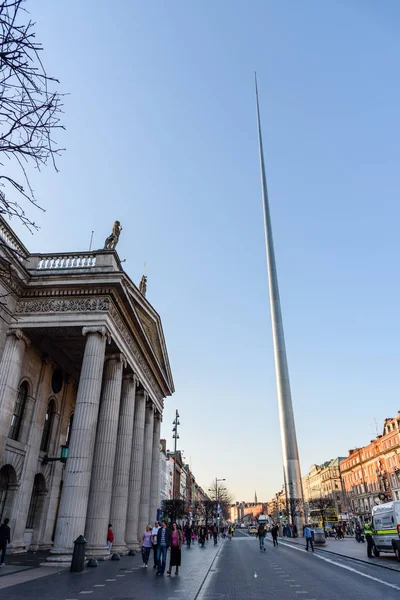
[26,478,40,529]
[9,381,28,441]
[40,400,55,452]
[26,474,46,529]
[66,412,74,446]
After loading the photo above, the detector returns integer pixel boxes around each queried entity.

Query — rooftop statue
[104,221,122,250]
[139,274,147,297]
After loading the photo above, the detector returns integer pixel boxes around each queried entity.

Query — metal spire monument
[255,74,304,530]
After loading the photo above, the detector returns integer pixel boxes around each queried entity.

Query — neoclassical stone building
[0,218,174,561]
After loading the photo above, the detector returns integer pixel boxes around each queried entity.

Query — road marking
[290,584,301,587]
[276,539,400,592]
[79,593,93,595]
[106,578,116,581]
[116,574,125,577]
[93,584,105,587]
[295,592,308,595]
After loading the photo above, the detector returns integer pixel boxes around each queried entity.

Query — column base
[45,554,72,567]
[8,543,27,554]
[85,545,111,560]
[126,540,140,552]
[111,543,129,556]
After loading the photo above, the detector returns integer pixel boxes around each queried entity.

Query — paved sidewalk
[1,537,223,599]
[278,534,400,572]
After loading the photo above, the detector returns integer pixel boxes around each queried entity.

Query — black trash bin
[71,535,86,573]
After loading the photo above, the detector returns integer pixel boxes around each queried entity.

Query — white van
[372,500,400,560]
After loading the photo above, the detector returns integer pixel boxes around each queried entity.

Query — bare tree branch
[0,0,65,229]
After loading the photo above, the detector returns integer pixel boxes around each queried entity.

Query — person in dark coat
[185,523,193,548]
[271,524,279,547]
[156,521,171,575]
[0,518,11,567]
[167,522,183,575]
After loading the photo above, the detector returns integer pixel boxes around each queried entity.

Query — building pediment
[121,278,174,395]
[0,218,174,403]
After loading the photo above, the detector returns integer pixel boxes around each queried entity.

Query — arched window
[40,400,55,453]
[0,465,18,522]
[9,381,28,441]
[66,412,74,447]
[26,474,46,529]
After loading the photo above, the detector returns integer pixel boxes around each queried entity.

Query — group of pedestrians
[256,523,279,551]
[140,520,182,575]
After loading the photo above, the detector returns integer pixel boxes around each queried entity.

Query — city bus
[309,507,338,530]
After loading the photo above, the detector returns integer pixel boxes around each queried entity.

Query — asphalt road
[197,529,400,600]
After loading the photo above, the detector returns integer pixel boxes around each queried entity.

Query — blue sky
[13,0,400,501]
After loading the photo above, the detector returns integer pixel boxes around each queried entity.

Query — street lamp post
[172,410,180,518]
[209,477,225,534]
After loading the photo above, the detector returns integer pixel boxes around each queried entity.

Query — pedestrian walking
[107,523,114,553]
[185,523,192,548]
[167,522,183,576]
[304,524,314,552]
[199,524,207,546]
[156,520,171,575]
[228,524,234,541]
[212,523,218,545]
[0,518,11,567]
[271,524,279,547]
[257,523,266,551]
[364,520,374,558]
[141,526,153,567]
[151,521,160,568]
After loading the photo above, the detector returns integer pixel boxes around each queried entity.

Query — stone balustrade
[37,254,97,269]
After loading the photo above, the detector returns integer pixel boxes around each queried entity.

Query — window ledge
[6,438,26,454]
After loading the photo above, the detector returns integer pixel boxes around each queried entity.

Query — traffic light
[279,512,283,519]
[217,512,220,520]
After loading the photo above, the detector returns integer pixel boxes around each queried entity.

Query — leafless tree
[0,0,64,230]
[282,498,303,534]
[161,499,187,524]
[309,496,335,530]
[208,480,233,520]
[193,499,214,527]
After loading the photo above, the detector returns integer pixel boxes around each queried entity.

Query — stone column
[41,376,76,550]
[125,389,146,549]
[149,412,161,524]
[10,357,49,552]
[138,402,154,538]
[49,326,109,561]
[109,374,137,554]
[0,329,30,461]
[85,353,126,557]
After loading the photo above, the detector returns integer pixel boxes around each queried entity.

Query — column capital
[136,388,148,400]
[146,399,154,411]
[123,373,139,385]
[7,328,30,348]
[106,352,127,368]
[66,374,77,388]
[82,325,111,344]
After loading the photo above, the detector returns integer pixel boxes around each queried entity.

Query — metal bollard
[70,535,86,573]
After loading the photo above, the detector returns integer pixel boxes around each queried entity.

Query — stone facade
[340,414,400,523]
[302,458,344,510]
[0,218,174,561]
